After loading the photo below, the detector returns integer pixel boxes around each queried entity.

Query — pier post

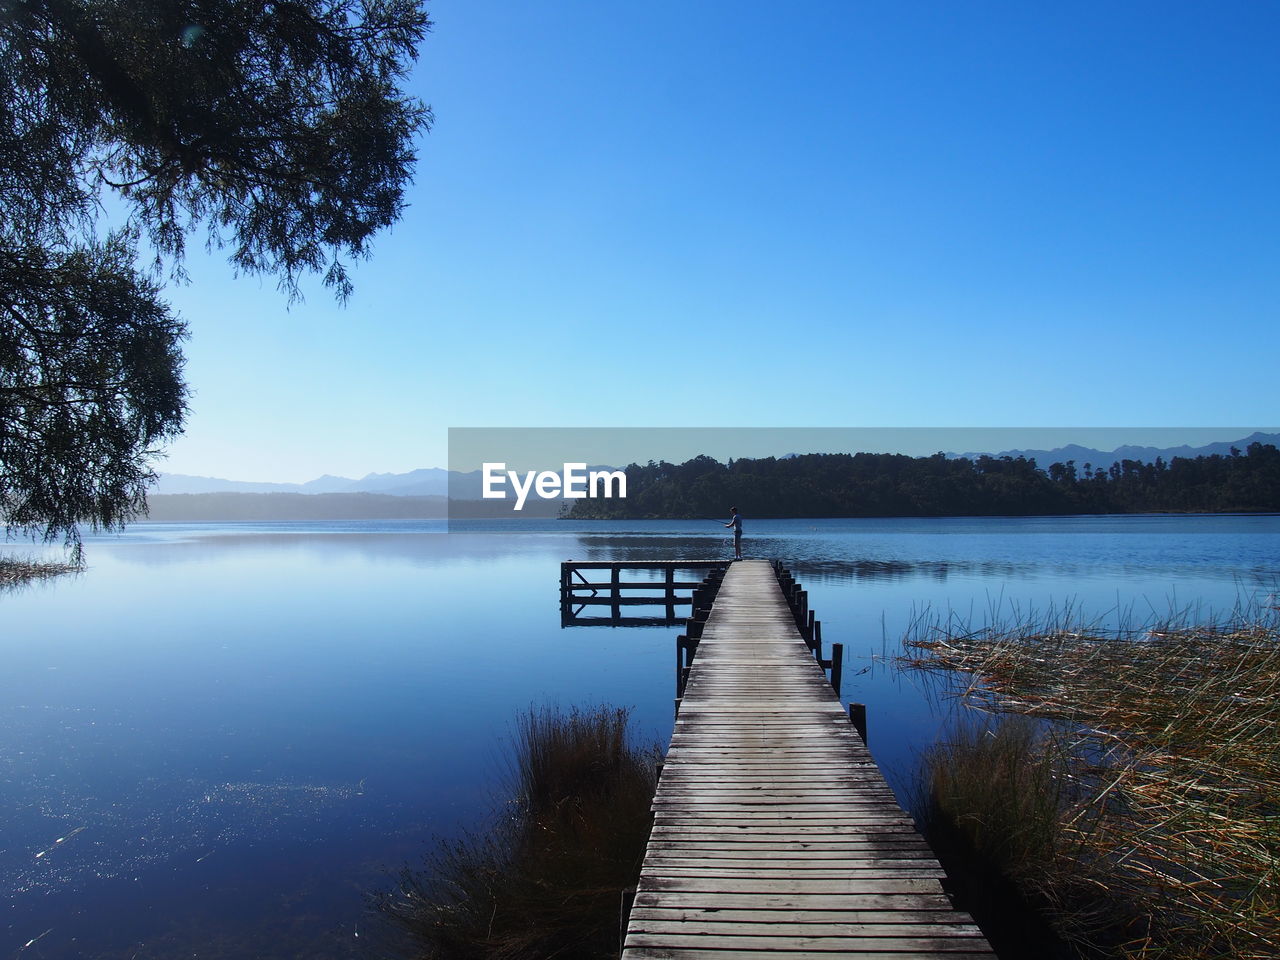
[560,563,571,621]
[830,642,844,697]
[675,638,685,695]
[619,886,636,956]
[849,702,867,743]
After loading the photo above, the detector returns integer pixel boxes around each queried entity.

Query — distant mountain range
[950,432,1280,471]
[154,432,1278,498]
[153,467,451,497]
[144,492,447,522]
[141,491,565,522]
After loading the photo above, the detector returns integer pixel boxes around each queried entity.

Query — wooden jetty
[621,559,995,959]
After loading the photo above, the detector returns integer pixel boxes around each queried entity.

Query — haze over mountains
[153,468,451,496]
[156,433,1279,496]
[952,432,1280,471]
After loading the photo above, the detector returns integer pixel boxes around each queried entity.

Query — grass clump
[904,605,1280,959]
[915,716,1110,958]
[921,716,1066,878]
[374,704,660,960]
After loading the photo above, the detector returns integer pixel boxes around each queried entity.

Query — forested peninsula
[566,442,1280,519]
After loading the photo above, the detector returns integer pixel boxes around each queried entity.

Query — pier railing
[559,560,728,627]
[771,558,846,699]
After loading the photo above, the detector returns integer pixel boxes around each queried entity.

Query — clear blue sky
[159,0,1279,482]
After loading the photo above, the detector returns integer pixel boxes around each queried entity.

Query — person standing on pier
[724,506,743,560]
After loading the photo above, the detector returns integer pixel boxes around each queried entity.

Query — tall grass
[903,604,1280,959]
[374,704,660,960]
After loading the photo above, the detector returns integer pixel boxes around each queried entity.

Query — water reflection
[0,514,1274,958]
[787,557,1025,582]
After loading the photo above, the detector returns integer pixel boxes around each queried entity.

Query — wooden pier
[621,559,995,959]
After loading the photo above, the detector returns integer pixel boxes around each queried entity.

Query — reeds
[0,555,79,589]
[374,704,660,960]
[902,605,1280,959]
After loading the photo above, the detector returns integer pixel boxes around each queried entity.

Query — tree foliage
[1,234,187,549]
[1,0,431,548]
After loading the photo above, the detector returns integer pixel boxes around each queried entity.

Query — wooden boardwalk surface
[621,560,995,959]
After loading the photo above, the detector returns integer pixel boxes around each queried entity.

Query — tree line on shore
[565,442,1280,519]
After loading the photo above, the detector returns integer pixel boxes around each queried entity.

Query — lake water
[3,515,1277,958]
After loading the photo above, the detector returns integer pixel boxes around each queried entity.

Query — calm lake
[3,515,1277,958]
